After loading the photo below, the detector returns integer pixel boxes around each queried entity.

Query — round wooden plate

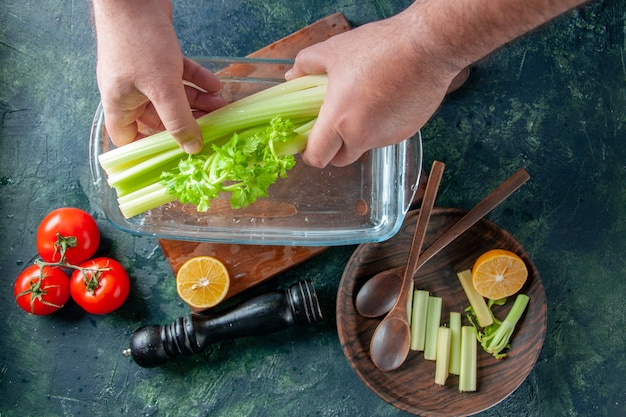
[337,208,547,416]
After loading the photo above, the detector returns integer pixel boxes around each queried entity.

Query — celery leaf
[160,116,298,211]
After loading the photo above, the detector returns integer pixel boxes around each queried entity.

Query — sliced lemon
[472,249,528,300]
[176,256,230,309]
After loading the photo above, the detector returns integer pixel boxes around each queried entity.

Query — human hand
[287,0,586,168]
[92,0,226,153]
[286,10,461,168]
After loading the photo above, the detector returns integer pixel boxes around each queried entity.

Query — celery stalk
[478,293,530,359]
[117,183,176,219]
[448,312,462,375]
[457,270,493,327]
[97,75,328,218]
[410,289,429,351]
[102,86,323,185]
[220,74,327,108]
[98,75,327,170]
[423,295,442,360]
[435,326,451,385]
[107,148,183,189]
[459,326,477,392]
[114,116,314,219]
[274,118,316,156]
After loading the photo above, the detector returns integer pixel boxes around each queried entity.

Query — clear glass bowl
[89,58,422,246]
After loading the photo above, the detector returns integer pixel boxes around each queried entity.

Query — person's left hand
[93,0,226,153]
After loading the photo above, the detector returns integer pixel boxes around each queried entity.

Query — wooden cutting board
[159,13,352,305]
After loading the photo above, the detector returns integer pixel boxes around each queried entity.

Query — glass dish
[89,57,422,246]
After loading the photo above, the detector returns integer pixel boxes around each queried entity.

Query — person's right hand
[287,0,586,168]
[286,9,461,168]
[92,0,226,153]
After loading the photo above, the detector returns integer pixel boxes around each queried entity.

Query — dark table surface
[1,1,625,416]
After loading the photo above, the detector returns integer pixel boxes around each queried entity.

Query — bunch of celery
[97,75,328,218]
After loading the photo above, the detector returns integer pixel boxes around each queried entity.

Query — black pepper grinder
[123,280,323,368]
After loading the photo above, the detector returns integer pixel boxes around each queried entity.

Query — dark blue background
[1,1,624,415]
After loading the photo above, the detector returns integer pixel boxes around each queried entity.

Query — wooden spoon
[369,161,445,372]
[355,167,531,318]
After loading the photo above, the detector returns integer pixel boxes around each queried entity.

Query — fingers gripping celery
[97,75,327,218]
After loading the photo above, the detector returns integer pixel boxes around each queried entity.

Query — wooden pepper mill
[123,280,323,367]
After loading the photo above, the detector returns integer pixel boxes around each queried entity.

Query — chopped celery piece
[448,312,462,375]
[410,289,430,351]
[457,269,493,327]
[423,295,442,360]
[435,326,451,385]
[459,326,477,392]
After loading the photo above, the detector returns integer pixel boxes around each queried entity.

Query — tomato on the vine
[37,207,100,265]
[70,257,130,315]
[14,264,71,315]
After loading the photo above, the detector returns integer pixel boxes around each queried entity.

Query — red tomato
[14,264,71,315]
[37,207,100,265]
[70,257,130,315]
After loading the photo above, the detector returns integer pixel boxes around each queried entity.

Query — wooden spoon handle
[402,161,445,284]
[392,167,531,278]
[368,161,444,372]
